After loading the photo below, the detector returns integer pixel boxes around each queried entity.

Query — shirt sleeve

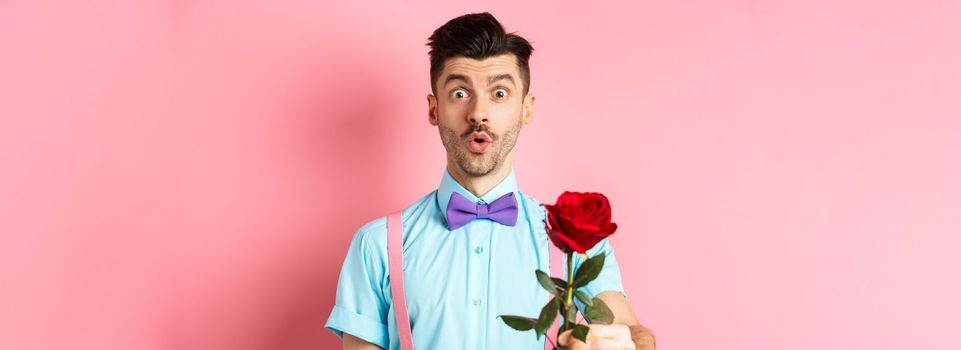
[570,237,628,316]
[325,225,390,349]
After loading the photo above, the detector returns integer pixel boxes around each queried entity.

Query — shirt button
[472,299,481,306]
[474,246,484,254]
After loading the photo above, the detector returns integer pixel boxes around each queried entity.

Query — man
[325,12,656,350]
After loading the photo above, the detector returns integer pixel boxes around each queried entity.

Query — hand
[628,324,656,350]
[557,324,636,350]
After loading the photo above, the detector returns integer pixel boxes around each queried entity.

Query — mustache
[463,124,495,140]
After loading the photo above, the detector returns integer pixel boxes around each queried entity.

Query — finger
[591,338,637,350]
[557,329,588,347]
[557,330,573,345]
[587,324,632,339]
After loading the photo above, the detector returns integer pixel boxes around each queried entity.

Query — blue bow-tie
[445,191,519,230]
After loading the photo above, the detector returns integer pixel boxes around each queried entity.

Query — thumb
[557,329,571,346]
[557,329,584,346]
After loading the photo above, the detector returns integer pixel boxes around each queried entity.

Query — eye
[451,89,469,99]
[493,88,509,99]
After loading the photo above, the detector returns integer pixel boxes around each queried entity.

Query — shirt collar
[437,166,519,228]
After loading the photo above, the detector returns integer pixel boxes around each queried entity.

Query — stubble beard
[440,117,522,178]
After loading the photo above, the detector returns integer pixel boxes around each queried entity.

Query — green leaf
[572,252,606,288]
[498,315,537,331]
[574,290,593,307]
[572,324,590,344]
[536,270,559,296]
[566,304,578,324]
[583,297,614,325]
[551,277,569,290]
[534,296,560,338]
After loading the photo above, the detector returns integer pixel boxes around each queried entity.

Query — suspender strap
[389,208,563,350]
[545,247,564,349]
[526,203,565,350]
[388,211,415,350]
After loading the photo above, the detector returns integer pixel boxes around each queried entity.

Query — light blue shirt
[325,167,627,350]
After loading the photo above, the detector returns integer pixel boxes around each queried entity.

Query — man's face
[428,54,535,178]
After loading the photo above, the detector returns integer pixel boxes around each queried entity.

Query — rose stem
[566,251,574,329]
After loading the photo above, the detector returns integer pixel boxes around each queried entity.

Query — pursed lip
[469,132,492,143]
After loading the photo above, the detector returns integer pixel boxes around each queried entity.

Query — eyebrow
[488,73,516,87]
[443,73,516,88]
[444,74,471,87]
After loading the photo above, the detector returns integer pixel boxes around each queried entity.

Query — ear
[427,93,439,126]
[522,93,535,125]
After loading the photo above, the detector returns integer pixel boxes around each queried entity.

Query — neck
[446,161,512,199]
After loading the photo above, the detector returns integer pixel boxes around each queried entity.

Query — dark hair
[427,12,534,95]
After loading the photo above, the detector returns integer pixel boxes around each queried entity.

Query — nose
[467,96,489,126]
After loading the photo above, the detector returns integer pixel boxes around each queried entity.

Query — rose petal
[551,228,586,254]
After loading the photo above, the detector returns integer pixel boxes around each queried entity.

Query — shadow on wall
[258,53,399,349]
[161,15,405,350]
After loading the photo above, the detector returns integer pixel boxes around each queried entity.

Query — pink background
[2,1,959,349]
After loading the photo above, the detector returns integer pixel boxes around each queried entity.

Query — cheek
[440,103,467,120]
[492,103,524,124]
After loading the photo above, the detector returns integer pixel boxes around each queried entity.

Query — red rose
[543,191,618,254]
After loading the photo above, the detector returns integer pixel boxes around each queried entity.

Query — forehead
[440,54,520,83]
